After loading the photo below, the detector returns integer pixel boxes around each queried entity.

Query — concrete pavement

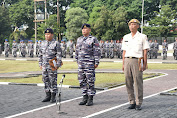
[3,69,177,118]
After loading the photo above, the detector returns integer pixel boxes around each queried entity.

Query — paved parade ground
[0,56,177,118]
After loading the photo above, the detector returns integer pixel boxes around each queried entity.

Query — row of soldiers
[1,38,177,59]
[148,38,177,60]
[148,39,159,59]
[0,39,42,57]
[0,39,75,58]
[99,40,123,59]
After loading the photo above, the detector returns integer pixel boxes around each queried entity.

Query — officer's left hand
[94,65,98,68]
[142,64,147,71]
[55,66,59,70]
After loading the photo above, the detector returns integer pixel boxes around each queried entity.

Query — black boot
[86,95,93,106]
[42,92,51,102]
[50,92,56,103]
[79,95,88,105]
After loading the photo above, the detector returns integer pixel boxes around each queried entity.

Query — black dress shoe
[128,104,136,109]
[135,105,142,110]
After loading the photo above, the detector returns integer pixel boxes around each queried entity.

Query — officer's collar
[46,39,55,42]
[83,34,91,38]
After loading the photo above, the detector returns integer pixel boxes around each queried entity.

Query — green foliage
[0,6,11,44]
[9,0,34,27]
[65,7,88,41]
[91,6,128,40]
[144,5,177,38]
[37,14,59,40]
[8,0,34,39]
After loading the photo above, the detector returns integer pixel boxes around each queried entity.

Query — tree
[144,5,177,38]
[93,6,112,40]
[0,6,11,44]
[88,7,101,35]
[9,0,34,38]
[112,7,128,39]
[37,14,59,41]
[65,7,88,41]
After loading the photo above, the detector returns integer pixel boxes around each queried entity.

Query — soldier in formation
[162,39,168,60]
[39,28,62,103]
[173,38,177,60]
[20,40,27,57]
[4,39,10,57]
[68,39,74,58]
[148,39,154,59]
[75,23,101,106]
[12,40,18,57]
[62,40,67,58]
[99,40,105,58]
[109,40,115,59]
[36,40,40,57]
[28,40,34,57]
[104,40,109,58]
[153,39,159,58]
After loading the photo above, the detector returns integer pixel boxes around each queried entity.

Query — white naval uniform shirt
[122,31,149,58]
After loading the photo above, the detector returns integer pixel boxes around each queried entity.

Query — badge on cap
[47,30,49,33]
[84,25,87,28]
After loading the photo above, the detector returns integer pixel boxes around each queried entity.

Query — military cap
[128,19,140,25]
[81,23,91,29]
[44,28,54,34]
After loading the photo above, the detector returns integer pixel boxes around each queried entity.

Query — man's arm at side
[143,49,148,71]
[122,50,126,71]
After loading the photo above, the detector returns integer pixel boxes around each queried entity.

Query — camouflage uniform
[119,42,123,59]
[109,42,115,59]
[4,41,10,57]
[12,42,18,57]
[173,41,177,59]
[154,41,159,58]
[21,42,27,57]
[104,41,109,58]
[39,39,62,93]
[18,42,22,57]
[99,41,104,58]
[36,42,40,57]
[69,40,74,58]
[28,41,34,57]
[162,41,168,59]
[75,35,101,96]
[62,42,67,58]
[148,41,154,59]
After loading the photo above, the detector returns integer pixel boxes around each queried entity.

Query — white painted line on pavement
[5,73,168,118]
[37,83,70,88]
[0,82,10,85]
[16,59,27,61]
[0,59,5,60]
[62,60,75,62]
[5,96,82,118]
[147,62,162,64]
[84,86,177,118]
[114,61,122,63]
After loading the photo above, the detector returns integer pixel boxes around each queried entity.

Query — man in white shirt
[122,19,149,110]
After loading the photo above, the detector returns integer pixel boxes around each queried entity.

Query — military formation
[99,39,123,59]
[1,38,177,60]
[0,39,74,58]
[148,39,159,59]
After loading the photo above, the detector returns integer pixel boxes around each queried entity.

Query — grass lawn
[0,60,177,73]
[0,73,158,88]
